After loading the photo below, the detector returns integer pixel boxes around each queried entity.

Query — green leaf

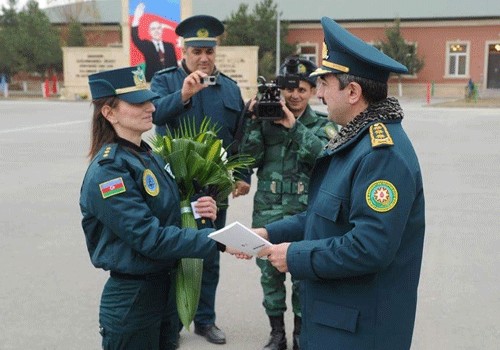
[150,117,255,328]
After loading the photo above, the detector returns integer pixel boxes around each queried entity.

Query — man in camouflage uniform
[239,57,337,350]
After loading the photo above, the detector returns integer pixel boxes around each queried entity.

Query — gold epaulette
[369,123,394,148]
[98,144,117,164]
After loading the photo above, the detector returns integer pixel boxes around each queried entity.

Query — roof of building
[43,0,500,24]
[193,0,500,21]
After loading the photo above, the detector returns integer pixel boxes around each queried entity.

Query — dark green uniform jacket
[80,138,217,276]
[266,98,425,349]
[240,105,336,227]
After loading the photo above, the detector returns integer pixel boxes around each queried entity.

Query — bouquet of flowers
[151,118,253,330]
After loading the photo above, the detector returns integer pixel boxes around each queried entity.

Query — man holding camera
[240,57,337,350]
[150,14,250,346]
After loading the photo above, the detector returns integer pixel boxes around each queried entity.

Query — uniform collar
[324,97,403,153]
[116,136,151,153]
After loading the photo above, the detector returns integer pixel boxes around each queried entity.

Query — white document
[208,221,271,257]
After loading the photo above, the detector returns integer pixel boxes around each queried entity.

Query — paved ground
[0,98,498,349]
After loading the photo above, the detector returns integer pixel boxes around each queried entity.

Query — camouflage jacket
[240,105,337,227]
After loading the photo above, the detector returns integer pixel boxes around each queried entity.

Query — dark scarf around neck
[325,97,404,152]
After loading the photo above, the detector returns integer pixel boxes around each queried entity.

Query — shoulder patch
[156,66,178,76]
[323,124,338,139]
[99,177,126,199]
[98,144,118,164]
[143,169,160,197]
[365,180,398,212]
[369,123,394,148]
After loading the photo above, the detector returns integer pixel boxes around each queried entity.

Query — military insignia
[196,28,209,38]
[366,180,398,212]
[324,124,337,139]
[132,67,147,89]
[322,42,328,59]
[298,63,306,74]
[143,169,160,197]
[102,146,111,158]
[369,123,394,148]
[164,163,175,179]
[99,177,126,199]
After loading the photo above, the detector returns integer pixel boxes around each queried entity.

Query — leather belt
[257,180,308,194]
[110,269,173,281]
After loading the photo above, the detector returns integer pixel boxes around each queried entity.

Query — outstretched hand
[225,246,253,259]
[257,243,291,272]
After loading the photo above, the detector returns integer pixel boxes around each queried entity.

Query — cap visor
[119,90,159,104]
[309,67,337,77]
[185,40,217,48]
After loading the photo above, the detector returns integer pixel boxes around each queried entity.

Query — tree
[376,18,425,96]
[0,0,62,78]
[67,19,86,46]
[220,0,295,80]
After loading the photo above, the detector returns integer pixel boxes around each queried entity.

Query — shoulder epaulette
[218,72,238,84]
[369,122,394,148]
[155,66,178,76]
[98,144,118,164]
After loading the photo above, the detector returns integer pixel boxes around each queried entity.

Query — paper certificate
[208,221,271,257]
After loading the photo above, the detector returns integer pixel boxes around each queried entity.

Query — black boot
[263,315,287,350]
[292,315,301,350]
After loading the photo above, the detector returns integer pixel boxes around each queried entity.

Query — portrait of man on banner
[129,0,181,81]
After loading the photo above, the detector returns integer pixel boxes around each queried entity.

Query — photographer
[150,15,250,346]
[240,57,337,350]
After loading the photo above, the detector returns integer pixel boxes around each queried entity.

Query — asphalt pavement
[0,97,498,349]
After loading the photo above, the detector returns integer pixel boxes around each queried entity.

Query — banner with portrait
[129,0,181,81]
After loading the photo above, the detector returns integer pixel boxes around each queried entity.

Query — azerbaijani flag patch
[99,177,126,199]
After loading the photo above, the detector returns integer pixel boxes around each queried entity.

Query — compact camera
[203,76,216,85]
[254,58,301,120]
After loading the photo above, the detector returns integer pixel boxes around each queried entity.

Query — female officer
[79,66,226,350]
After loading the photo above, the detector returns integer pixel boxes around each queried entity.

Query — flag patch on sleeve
[99,177,126,199]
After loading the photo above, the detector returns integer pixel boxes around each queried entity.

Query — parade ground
[0,98,499,349]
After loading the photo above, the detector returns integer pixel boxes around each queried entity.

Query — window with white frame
[446,42,469,77]
[297,44,317,64]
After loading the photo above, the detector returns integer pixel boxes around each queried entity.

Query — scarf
[325,97,404,152]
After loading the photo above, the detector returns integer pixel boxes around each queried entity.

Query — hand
[225,246,253,259]
[181,70,209,102]
[252,227,269,241]
[132,3,145,26]
[273,100,296,129]
[194,196,217,221]
[257,243,291,272]
[247,98,258,120]
[232,180,250,198]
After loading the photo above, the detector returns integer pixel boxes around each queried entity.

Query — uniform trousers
[257,258,301,317]
[99,272,178,350]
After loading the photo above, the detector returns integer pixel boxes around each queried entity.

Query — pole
[275,11,280,76]
[426,82,431,105]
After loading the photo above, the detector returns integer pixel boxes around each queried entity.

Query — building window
[446,42,469,77]
[297,44,317,64]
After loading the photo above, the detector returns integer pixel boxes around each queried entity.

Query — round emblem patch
[143,169,159,197]
[365,180,398,212]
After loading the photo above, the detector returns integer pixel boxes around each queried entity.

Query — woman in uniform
[79,66,227,350]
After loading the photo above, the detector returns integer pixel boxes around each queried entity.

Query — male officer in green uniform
[256,17,426,350]
[150,15,250,345]
[240,57,336,350]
